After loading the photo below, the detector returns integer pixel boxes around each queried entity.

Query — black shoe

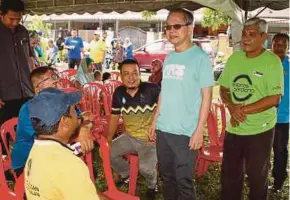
[145,188,157,200]
[116,177,129,187]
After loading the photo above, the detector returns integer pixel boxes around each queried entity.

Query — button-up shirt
[0,21,34,101]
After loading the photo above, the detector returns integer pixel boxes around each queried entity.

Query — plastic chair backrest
[104,80,122,106]
[206,110,219,147]
[59,69,77,79]
[212,103,227,147]
[82,83,110,117]
[58,78,76,89]
[0,118,18,157]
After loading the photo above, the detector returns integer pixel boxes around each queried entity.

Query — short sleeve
[57,160,100,200]
[265,58,284,96]
[152,84,161,103]
[111,89,121,115]
[198,54,214,88]
[17,103,35,137]
[218,55,233,88]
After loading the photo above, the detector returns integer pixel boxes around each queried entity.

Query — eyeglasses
[36,74,59,88]
[164,23,191,31]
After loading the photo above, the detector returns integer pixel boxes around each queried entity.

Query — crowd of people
[27,25,135,72]
[0,1,289,200]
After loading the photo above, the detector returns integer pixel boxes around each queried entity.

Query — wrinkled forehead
[243,24,261,33]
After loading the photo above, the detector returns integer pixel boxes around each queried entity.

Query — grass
[94,152,289,200]
[93,85,289,200]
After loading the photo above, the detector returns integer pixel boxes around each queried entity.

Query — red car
[133,38,214,71]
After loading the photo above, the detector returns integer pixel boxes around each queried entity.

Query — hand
[80,111,94,122]
[230,117,239,127]
[148,124,157,142]
[228,104,246,123]
[188,128,204,150]
[76,126,94,154]
[0,99,4,109]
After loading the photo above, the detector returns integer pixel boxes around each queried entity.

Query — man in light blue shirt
[271,33,289,192]
[149,9,214,200]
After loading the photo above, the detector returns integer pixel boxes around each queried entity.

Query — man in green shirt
[218,18,284,200]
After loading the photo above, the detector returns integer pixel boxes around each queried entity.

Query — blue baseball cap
[29,88,82,126]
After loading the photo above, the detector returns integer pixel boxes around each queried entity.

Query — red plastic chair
[195,110,223,178]
[89,131,139,200]
[59,69,77,80]
[0,118,18,176]
[0,144,25,200]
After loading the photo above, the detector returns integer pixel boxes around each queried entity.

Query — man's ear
[60,116,70,129]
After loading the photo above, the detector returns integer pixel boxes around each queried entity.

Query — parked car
[133,38,215,72]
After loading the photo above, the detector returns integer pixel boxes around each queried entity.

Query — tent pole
[253,6,268,18]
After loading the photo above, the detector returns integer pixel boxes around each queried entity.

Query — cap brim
[67,91,82,106]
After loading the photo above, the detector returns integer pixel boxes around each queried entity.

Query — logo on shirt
[27,159,32,177]
[163,64,185,80]
[122,97,126,104]
[232,74,255,102]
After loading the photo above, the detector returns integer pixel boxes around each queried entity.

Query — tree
[141,10,157,21]
[201,8,231,31]
[27,16,52,38]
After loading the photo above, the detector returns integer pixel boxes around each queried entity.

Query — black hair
[167,8,194,25]
[94,70,102,79]
[119,59,140,72]
[31,107,71,137]
[272,33,289,43]
[0,0,25,14]
[102,72,111,82]
[30,66,56,83]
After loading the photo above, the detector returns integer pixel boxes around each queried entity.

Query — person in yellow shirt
[89,31,107,71]
[25,88,109,200]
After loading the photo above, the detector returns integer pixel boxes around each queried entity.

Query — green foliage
[201,8,231,31]
[27,16,52,37]
[141,10,157,21]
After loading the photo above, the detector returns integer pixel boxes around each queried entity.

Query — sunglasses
[164,23,191,31]
[36,74,59,88]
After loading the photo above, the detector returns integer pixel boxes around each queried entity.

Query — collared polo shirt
[111,82,160,139]
[0,21,34,101]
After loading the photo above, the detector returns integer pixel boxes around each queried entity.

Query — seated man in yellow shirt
[25,88,108,200]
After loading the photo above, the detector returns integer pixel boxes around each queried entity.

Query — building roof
[21,0,289,15]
